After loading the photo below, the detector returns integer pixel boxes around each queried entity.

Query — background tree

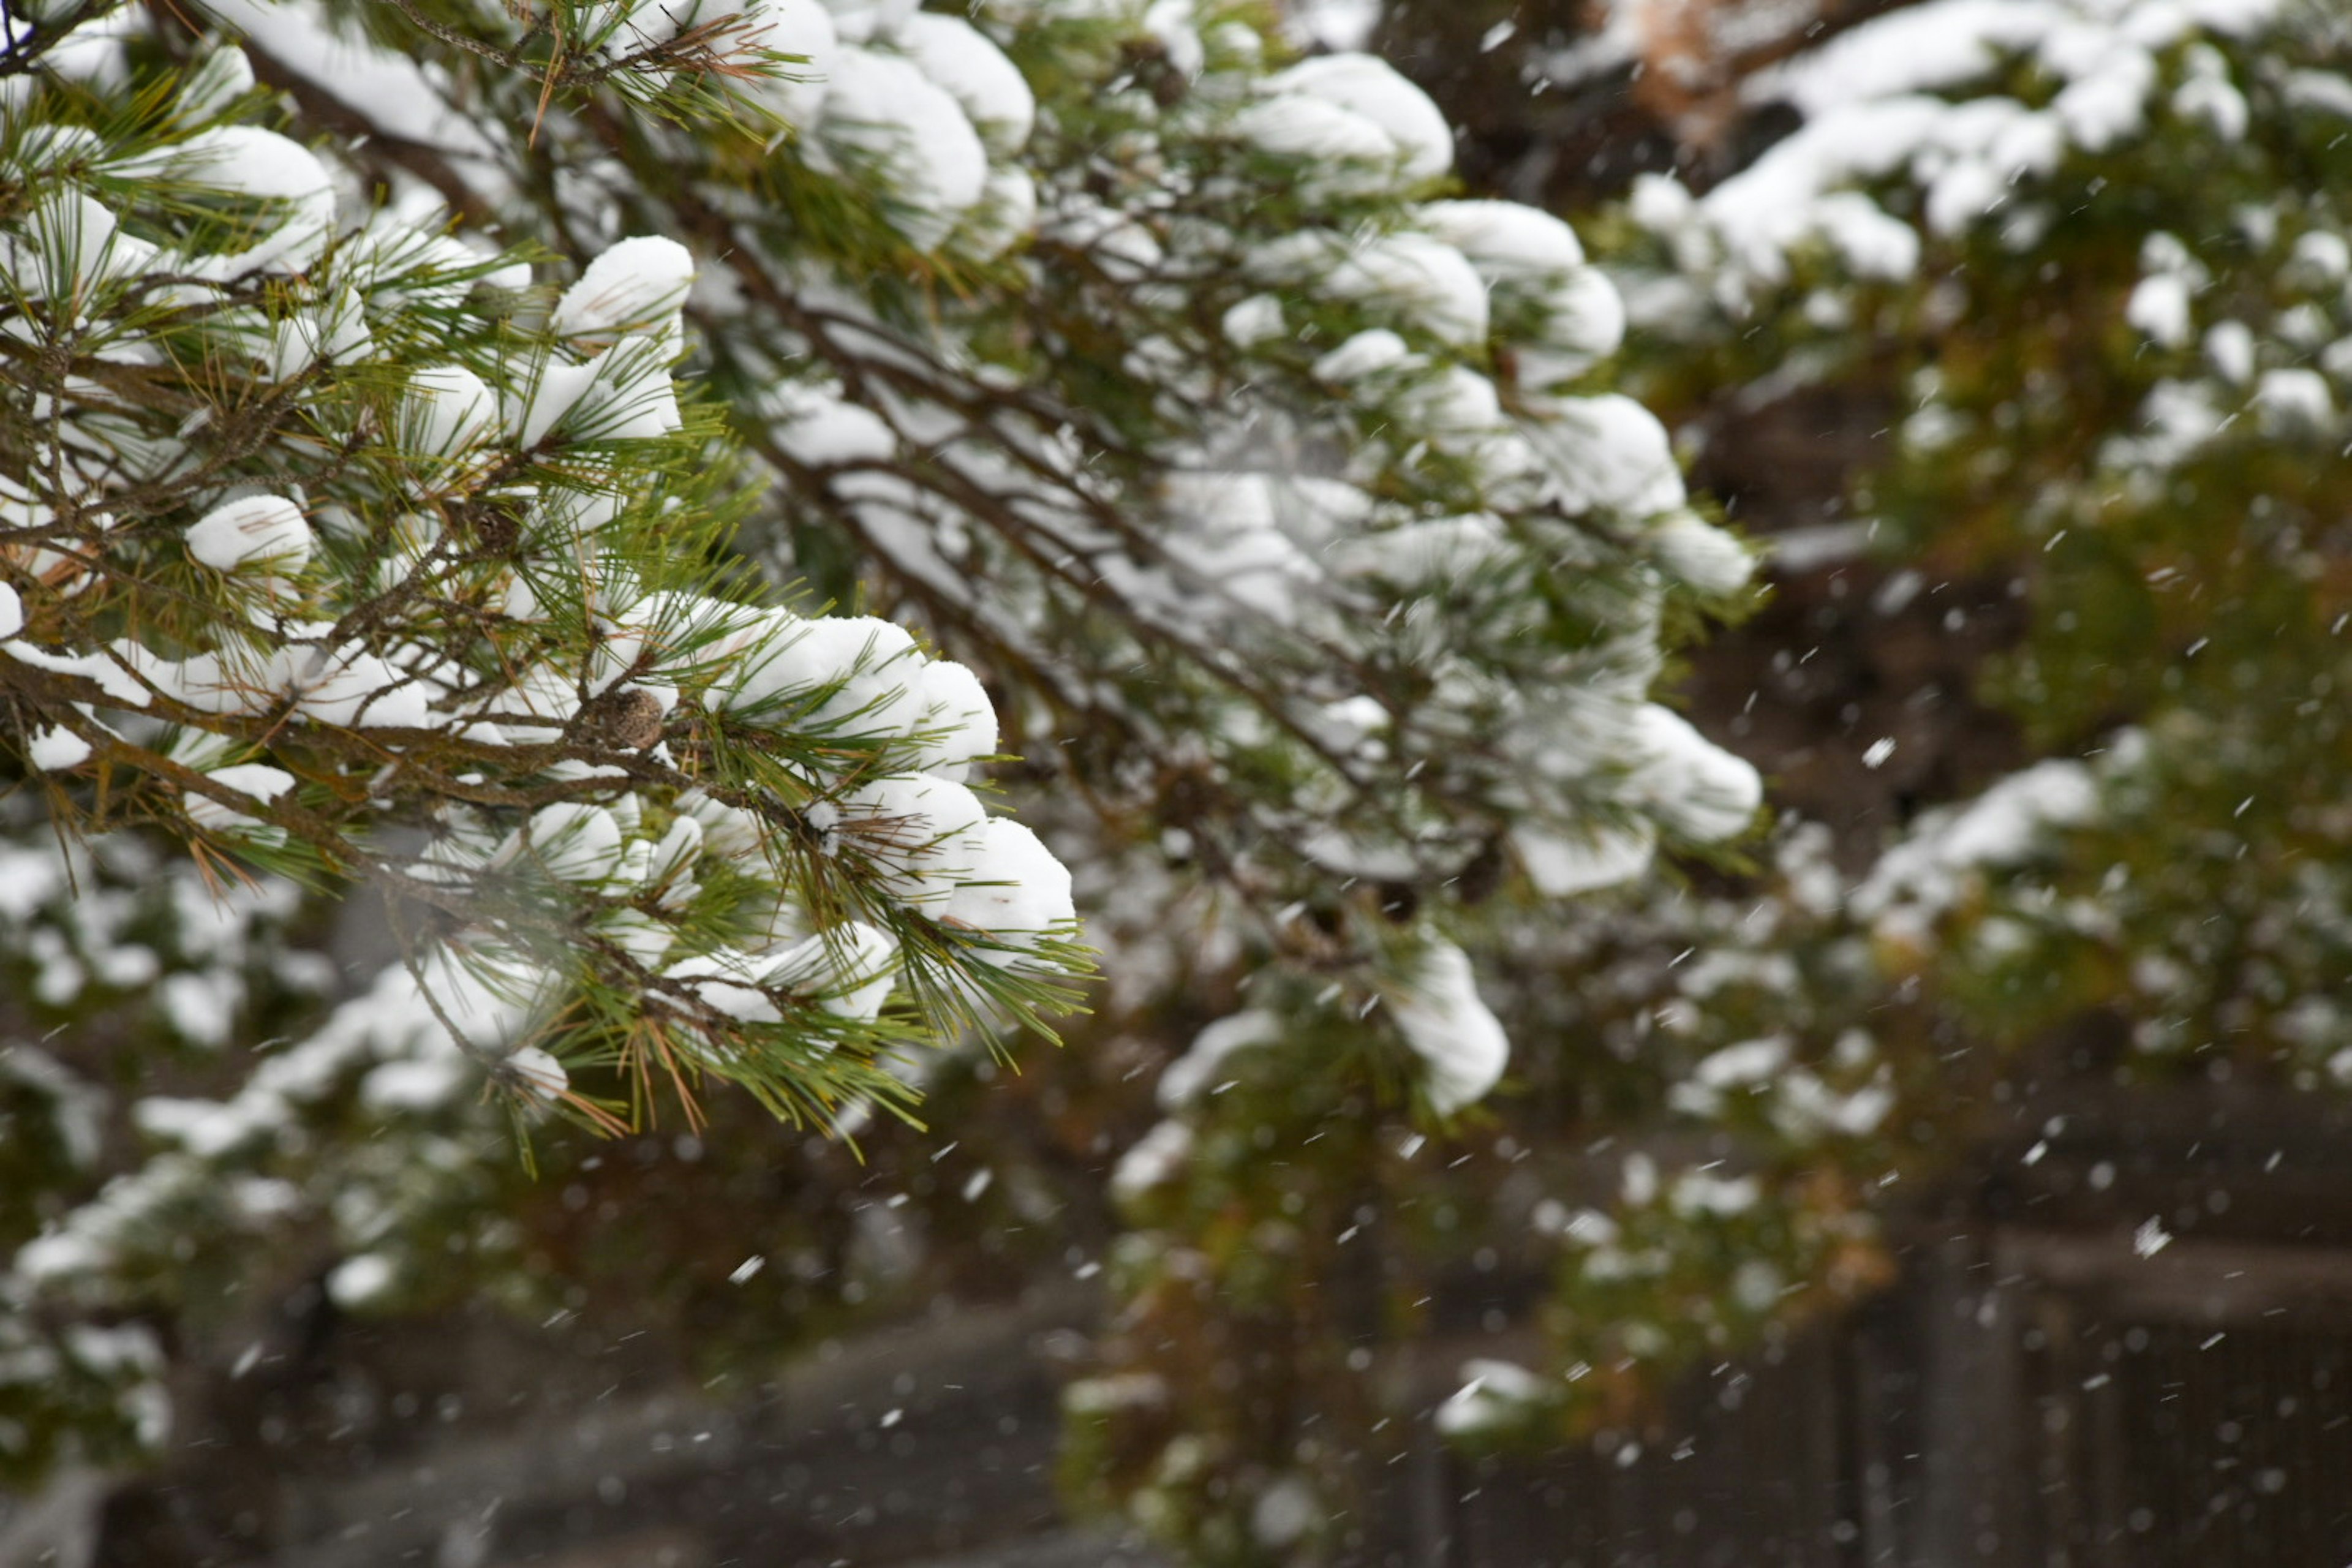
[1118,0,2352,1506]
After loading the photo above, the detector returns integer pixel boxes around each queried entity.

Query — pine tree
[1200,0,2352,1490]
[0,9,1092,1474]
[0,0,1756,1531]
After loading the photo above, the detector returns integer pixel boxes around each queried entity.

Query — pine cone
[579,685,666,750]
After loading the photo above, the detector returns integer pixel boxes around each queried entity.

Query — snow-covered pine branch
[0,0,1763,1515]
[0,39,1085,1134]
[192,0,1760,921]
[84,0,1779,1164]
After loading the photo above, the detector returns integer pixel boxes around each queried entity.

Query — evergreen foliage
[1295,0,2352,1472]
[0,0,1754,1528]
[1066,0,2352,1554]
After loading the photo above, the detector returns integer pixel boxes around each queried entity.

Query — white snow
[203,4,497,160]
[1670,1168,1760,1216]
[552,236,697,344]
[2256,367,2334,432]
[2173,45,2248,138]
[1434,1359,1547,1435]
[1626,704,1762,843]
[502,801,627,884]
[839,772,987,907]
[1523,394,1688,518]
[1231,94,1394,172]
[668,948,786,1023]
[287,643,432,728]
[1811,191,1923,279]
[1651,511,1754,595]
[643,813,705,891]
[665,921,899,1023]
[766,921,899,1019]
[2290,230,2348,283]
[0,1047,104,1167]
[28,726,92,770]
[903,658,999,776]
[1400,366,1506,450]
[184,763,296,833]
[892,13,1033,154]
[360,1053,473,1112]
[1321,232,1491,347]
[1387,941,1508,1114]
[402,364,498,458]
[1856,756,2101,923]
[938,816,1076,960]
[130,126,336,281]
[4,641,154,709]
[724,612,922,732]
[2126,272,2195,347]
[1284,0,1378,52]
[818,0,917,45]
[327,1253,396,1307]
[1264,53,1453,185]
[1771,1069,1893,1139]
[1654,0,2290,297]
[511,354,604,447]
[1329,512,1506,587]
[1221,293,1286,349]
[1695,1035,1791,1090]
[1313,328,1415,384]
[186,495,314,573]
[1158,1009,1281,1108]
[1517,266,1627,386]
[1250,1477,1321,1550]
[564,335,685,442]
[963,164,1038,259]
[1753,0,2049,115]
[8,942,542,1314]
[816,47,989,252]
[2285,66,2352,119]
[134,1095,269,1158]
[745,0,839,127]
[503,1044,571,1104]
[1514,822,1656,897]
[1420,199,1584,276]
[4,190,158,305]
[270,289,373,380]
[2205,319,2256,383]
[773,391,899,466]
